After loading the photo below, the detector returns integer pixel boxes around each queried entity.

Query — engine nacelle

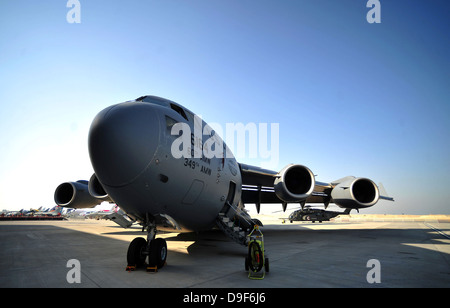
[274,164,315,202]
[331,177,379,209]
[88,173,113,202]
[54,180,102,209]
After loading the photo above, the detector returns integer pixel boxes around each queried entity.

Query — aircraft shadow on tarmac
[102,221,450,274]
[0,222,449,287]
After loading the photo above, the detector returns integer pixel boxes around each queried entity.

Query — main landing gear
[126,221,167,271]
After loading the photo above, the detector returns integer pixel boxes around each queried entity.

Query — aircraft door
[225,181,236,206]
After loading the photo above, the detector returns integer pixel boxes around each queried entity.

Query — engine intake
[274,164,315,202]
[331,177,379,209]
[88,173,113,202]
[54,180,102,209]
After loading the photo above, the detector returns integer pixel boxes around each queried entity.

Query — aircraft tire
[127,237,147,267]
[149,238,167,269]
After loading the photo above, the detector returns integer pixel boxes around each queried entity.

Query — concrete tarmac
[0,215,449,288]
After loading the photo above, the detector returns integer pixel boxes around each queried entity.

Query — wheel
[245,256,249,271]
[149,238,167,269]
[248,241,264,273]
[264,257,269,273]
[127,237,147,267]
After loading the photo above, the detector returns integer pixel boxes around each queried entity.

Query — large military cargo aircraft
[54,95,393,270]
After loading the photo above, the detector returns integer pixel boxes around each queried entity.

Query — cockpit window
[165,115,177,131]
[136,96,191,122]
[184,110,194,122]
[137,96,171,108]
[170,104,188,121]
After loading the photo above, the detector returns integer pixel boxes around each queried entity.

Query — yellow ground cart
[244,225,269,279]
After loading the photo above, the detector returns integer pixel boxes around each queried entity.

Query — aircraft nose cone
[88,102,160,187]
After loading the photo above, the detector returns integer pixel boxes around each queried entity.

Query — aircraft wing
[239,163,279,187]
[239,163,393,212]
[239,163,330,211]
[378,182,394,201]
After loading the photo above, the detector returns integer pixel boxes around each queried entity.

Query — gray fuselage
[88,96,242,231]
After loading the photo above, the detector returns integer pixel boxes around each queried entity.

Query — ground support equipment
[244,225,269,280]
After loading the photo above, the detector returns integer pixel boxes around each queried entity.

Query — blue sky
[0,0,449,214]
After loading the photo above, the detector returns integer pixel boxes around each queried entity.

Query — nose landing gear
[126,221,167,271]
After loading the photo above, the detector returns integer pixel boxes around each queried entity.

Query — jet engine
[274,164,315,202]
[54,180,102,209]
[54,174,113,209]
[88,173,113,202]
[331,177,379,209]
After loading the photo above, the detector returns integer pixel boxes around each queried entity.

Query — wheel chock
[146,261,166,273]
[146,266,158,273]
[125,265,136,272]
